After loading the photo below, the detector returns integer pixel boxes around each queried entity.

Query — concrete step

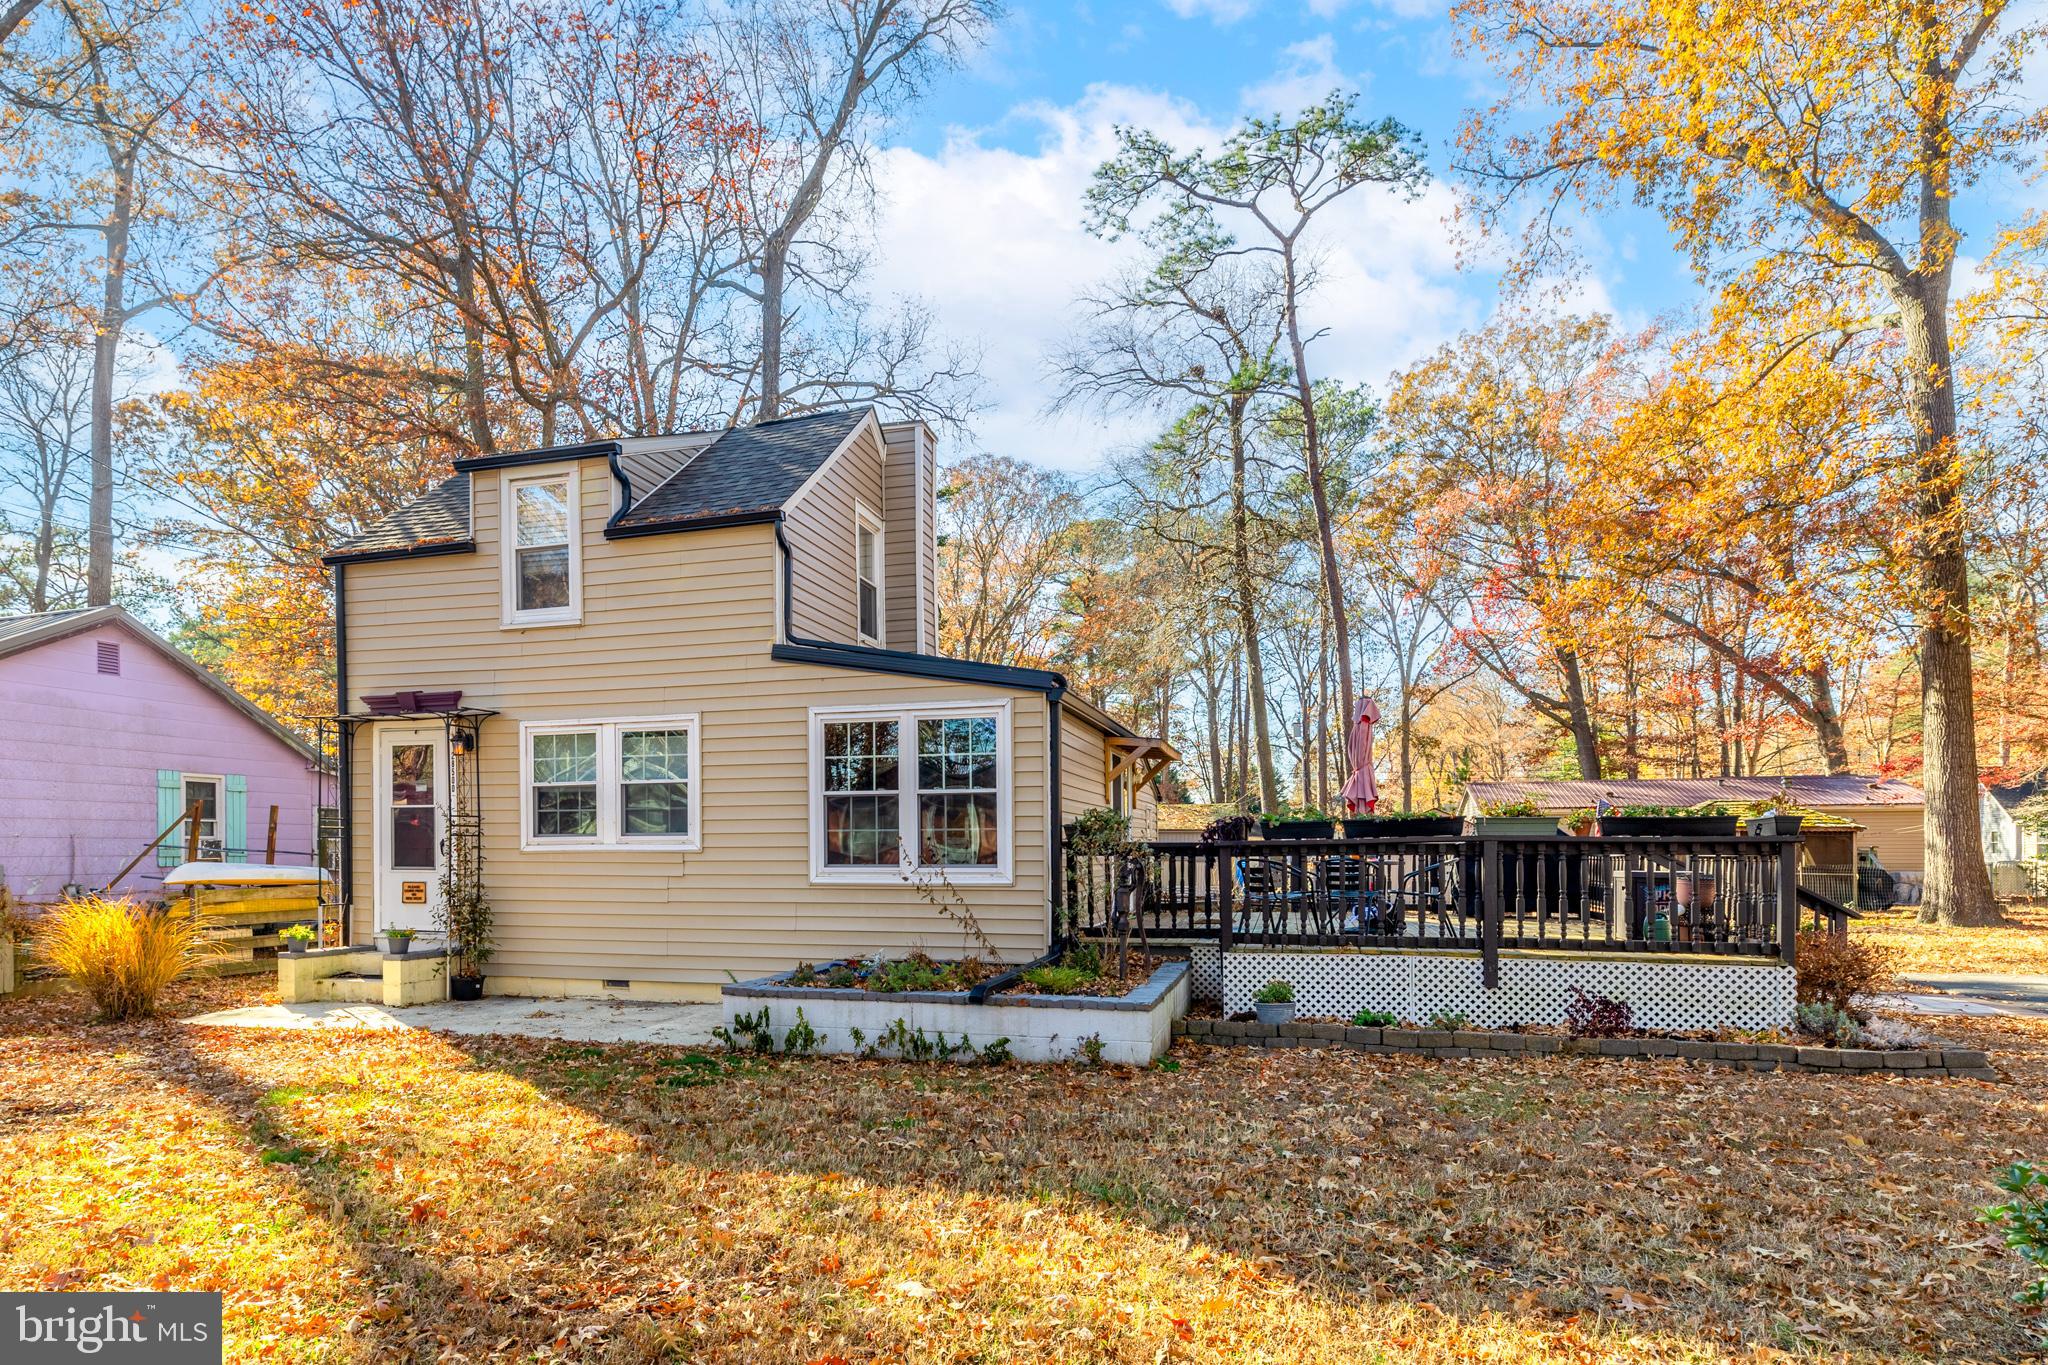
[313,972,383,1004]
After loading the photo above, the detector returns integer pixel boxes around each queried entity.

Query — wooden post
[1481,838,1502,990]
[183,799,203,864]
[264,805,280,864]
[1218,844,1235,954]
[1778,837,1800,966]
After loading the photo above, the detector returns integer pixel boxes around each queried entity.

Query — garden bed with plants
[722,947,1191,1065]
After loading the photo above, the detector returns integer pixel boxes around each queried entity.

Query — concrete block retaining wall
[1176,1016,1998,1080]
[1221,947,1797,1033]
[723,960,1190,1065]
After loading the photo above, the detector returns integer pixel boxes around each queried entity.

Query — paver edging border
[1172,1017,1997,1079]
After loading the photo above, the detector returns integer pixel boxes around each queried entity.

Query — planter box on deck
[723,959,1192,1065]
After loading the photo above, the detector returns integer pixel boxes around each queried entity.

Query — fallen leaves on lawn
[0,976,2044,1362]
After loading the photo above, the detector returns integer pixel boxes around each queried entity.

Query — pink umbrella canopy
[1340,698,1382,814]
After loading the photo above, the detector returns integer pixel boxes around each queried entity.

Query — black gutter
[321,539,476,568]
[607,507,782,540]
[771,518,1070,956]
[333,563,351,946]
[452,439,621,472]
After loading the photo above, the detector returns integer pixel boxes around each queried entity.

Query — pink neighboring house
[0,606,327,905]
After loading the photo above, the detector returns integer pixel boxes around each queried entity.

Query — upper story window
[503,469,580,627]
[855,504,884,645]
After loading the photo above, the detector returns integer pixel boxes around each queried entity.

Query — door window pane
[823,720,900,865]
[392,808,436,868]
[621,728,690,837]
[531,730,599,838]
[389,744,435,806]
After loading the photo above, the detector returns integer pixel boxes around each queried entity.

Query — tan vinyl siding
[343,464,1053,986]
[1060,715,1112,823]
[1130,784,1159,841]
[876,423,917,654]
[783,420,885,646]
[1819,806,1925,872]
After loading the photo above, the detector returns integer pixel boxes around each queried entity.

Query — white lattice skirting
[1220,949,1796,1032]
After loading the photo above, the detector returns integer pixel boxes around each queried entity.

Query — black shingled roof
[324,474,473,564]
[610,408,869,533]
[323,409,873,562]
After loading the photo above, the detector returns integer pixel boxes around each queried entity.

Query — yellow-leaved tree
[1455,0,2039,923]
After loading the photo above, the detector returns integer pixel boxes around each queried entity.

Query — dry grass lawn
[1853,899,2048,977]
[1,976,2044,1363]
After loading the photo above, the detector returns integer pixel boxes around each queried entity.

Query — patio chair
[1321,855,1404,938]
[1236,855,1309,937]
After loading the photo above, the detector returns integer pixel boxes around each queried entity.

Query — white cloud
[866,80,1488,473]
[1160,0,1261,25]
[1237,34,1353,115]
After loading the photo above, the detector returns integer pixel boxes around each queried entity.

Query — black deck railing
[1065,831,1809,983]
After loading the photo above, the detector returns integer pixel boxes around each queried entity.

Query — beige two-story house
[323,407,1170,1000]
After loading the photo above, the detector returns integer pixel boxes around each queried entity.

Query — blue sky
[861,0,1708,471]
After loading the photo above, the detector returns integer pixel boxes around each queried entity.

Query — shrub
[1795,930,1898,1018]
[34,896,215,1021]
[1981,1162,2048,1310]
[1351,1008,1398,1027]
[1563,987,1634,1038]
[1022,964,1094,994]
[1795,1000,1865,1047]
[1253,980,1294,1005]
[1068,807,1132,855]
[1428,1009,1470,1031]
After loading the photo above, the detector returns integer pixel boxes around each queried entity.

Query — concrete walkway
[1883,973,2048,1020]
[185,996,723,1046]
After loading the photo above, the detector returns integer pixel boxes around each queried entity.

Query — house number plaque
[401,882,428,904]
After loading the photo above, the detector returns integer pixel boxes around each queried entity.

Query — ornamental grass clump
[34,895,216,1021]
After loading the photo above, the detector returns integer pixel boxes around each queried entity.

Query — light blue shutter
[224,775,248,863]
[157,771,183,867]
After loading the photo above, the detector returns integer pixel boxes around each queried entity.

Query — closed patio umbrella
[1340,698,1382,814]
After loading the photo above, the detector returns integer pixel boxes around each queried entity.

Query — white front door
[374,726,447,934]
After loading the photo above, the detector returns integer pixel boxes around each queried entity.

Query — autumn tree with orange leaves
[1453,0,2038,921]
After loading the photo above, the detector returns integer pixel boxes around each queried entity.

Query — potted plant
[1596,805,1741,837]
[1262,806,1336,840]
[1464,799,1562,837]
[380,927,416,956]
[437,864,493,1002]
[1743,808,1805,837]
[1252,980,1296,1026]
[278,923,316,955]
[1340,808,1464,838]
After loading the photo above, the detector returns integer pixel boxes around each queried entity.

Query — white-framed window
[502,467,581,627]
[809,700,1011,884]
[854,503,884,645]
[519,715,699,851]
[183,774,225,859]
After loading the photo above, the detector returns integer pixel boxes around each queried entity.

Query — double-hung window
[503,469,580,626]
[811,701,1010,883]
[854,504,884,645]
[521,716,698,850]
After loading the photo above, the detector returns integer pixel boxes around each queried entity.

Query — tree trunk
[1807,663,1851,774]
[86,145,135,607]
[1228,403,1279,811]
[1280,248,1356,744]
[1896,282,2000,925]
[1558,650,1600,779]
[759,235,787,420]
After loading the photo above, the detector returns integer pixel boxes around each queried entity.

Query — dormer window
[503,469,580,627]
[855,504,884,646]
